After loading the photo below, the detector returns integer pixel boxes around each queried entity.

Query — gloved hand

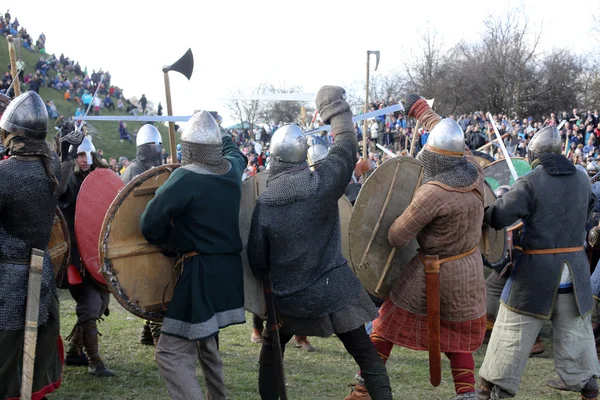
[60,140,74,162]
[315,85,350,124]
[402,93,429,119]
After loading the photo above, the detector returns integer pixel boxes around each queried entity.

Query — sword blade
[305,103,404,136]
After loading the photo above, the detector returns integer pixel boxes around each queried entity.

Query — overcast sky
[7,0,599,125]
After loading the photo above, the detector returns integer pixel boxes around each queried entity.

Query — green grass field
[0,35,170,161]
[47,291,570,400]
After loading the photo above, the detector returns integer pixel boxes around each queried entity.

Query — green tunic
[141,137,247,341]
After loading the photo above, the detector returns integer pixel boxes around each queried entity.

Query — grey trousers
[155,333,226,400]
[486,271,507,319]
[479,293,600,396]
[69,276,110,322]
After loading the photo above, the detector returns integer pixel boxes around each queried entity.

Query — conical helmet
[527,125,561,163]
[136,124,162,147]
[271,124,308,163]
[426,118,465,156]
[181,110,221,145]
[69,136,95,165]
[307,143,329,168]
[0,91,48,140]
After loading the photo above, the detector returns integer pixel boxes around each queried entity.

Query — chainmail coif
[420,148,479,189]
[261,159,317,206]
[121,144,162,184]
[136,143,162,169]
[180,141,230,174]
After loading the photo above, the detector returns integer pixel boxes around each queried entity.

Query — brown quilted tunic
[373,156,487,352]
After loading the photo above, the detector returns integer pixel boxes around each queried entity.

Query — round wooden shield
[472,151,495,169]
[239,175,267,318]
[75,169,124,286]
[100,165,180,322]
[483,157,531,191]
[339,196,353,263]
[49,207,70,287]
[480,181,507,267]
[349,157,424,298]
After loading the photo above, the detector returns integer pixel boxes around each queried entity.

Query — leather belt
[419,246,478,269]
[521,247,583,255]
[162,251,199,311]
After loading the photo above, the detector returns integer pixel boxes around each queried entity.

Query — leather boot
[81,319,115,377]
[581,378,599,400]
[530,336,545,356]
[149,321,161,347]
[139,321,153,345]
[344,381,371,400]
[251,328,262,344]
[294,336,316,352]
[361,363,392,400]
[65,323,88,366]
[476,379,512,399]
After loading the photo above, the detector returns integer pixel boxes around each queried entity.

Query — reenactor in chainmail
[141,110,248,400]
[120,123,166,347]
[478,126,600,400]
[347,95,487,400]
[0,91,63,399]
[58,134,115,377]
[121,123,163,184]
[247,85,392,400]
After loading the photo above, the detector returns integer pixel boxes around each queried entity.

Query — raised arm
[314,86,357,199]
[222,130,248,178]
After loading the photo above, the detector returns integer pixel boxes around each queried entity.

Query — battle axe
[162,49,194,161]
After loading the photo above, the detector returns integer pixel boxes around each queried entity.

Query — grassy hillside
[0,35,171,160]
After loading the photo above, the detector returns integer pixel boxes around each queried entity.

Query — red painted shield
[75,169,124,285]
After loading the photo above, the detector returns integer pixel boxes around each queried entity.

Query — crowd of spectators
[2,11,599,178]
[0,11,174,168]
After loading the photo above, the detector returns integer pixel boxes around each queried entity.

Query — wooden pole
[409,121,420,157]
[7,35,20,97]
[262,274,287,400]
[476,133,509,152]
[363,53,370,161]
[163,72,177,162]
[21,249,45,400]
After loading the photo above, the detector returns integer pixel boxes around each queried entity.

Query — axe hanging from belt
[162,48,194,163]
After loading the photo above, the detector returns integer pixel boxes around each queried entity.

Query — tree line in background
[228,10,600,130]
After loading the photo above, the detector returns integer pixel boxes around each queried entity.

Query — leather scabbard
[423,254,442,387]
